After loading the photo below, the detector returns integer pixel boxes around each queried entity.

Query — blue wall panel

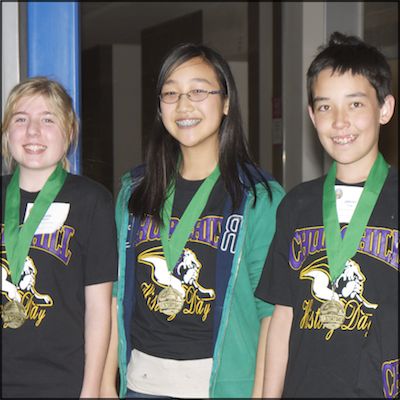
[27,2,81,174]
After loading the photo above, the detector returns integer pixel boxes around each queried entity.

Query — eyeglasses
[159,89,225,104]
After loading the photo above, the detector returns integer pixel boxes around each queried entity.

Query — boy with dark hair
[255,31,398,398]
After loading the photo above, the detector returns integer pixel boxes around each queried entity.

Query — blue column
[27,2,81,174]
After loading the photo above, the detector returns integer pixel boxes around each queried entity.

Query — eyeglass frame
[158,89,226,104]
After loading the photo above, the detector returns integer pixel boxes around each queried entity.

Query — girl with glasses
[101,43,285,398]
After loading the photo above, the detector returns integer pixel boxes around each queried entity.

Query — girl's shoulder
[66,173,114,201]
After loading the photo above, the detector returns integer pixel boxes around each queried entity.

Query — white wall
[301,2,326,184]
[228,61,248,139]
[112,44,141,196]
[2,2,20,117]
[258,2,273,173]
[2,3,21,175]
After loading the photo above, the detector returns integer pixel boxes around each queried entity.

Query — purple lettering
[382,359,399,399]
[31,226,75,265]
[289,226,398,271]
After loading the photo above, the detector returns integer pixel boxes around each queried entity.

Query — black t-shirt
[131,175,227,360]
[255,167,398,398]
[1,173,118,398]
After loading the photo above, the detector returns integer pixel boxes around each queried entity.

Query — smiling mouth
[175,119,201,127]
[23,144,46,153]
[332,134,357,145]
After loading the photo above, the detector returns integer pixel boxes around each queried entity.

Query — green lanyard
[323,152,389,282]
[159,165,221,273]
[4,164,67,284]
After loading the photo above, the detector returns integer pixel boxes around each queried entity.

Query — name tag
[24,203,70,234]
[335,185,363,223]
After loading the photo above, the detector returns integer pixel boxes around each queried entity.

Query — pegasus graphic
[300,258,378,309]
[138,247,215,300]
[2,256,53,305]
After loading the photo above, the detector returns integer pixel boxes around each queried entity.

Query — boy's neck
[336,169,369,184]
[335,153,379,184]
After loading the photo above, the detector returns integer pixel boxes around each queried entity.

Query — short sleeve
[245,181,285,318]
[255,193,295,307]
[83,186,118,285]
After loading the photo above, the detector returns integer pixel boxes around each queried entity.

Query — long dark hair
[129,43,272,224]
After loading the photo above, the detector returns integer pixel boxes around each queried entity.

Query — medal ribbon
[160,164,220,272]
[4,163,67,284]
[323,152,389,282]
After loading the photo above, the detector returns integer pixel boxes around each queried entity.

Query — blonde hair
[1,76,79,172]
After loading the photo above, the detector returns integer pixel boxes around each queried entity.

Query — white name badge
[335,185,363,224]
[24,203,70,234]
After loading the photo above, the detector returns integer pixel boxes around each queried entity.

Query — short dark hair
[307,31,392,108]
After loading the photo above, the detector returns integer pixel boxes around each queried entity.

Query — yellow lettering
[35,310,46,327]
[325,329,335,340]
[183,287,212,321]
[299,298,374,340]
[18,292,48,327]
[343,300,360,330]
[300,299,313,328]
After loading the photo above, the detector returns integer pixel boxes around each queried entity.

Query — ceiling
[81,2,398,59]
[81,2,229,50]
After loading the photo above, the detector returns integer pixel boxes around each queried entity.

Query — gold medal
[2,300,27,329]
[320,299,345,330]
[157,286,184,316]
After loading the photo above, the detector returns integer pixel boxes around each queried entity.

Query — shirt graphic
[138,246,216,321]
[290,225,398,340]
[1,222,75,328]
[2,256,53,327]
[299,256,377,340]
[135,213,225,322]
